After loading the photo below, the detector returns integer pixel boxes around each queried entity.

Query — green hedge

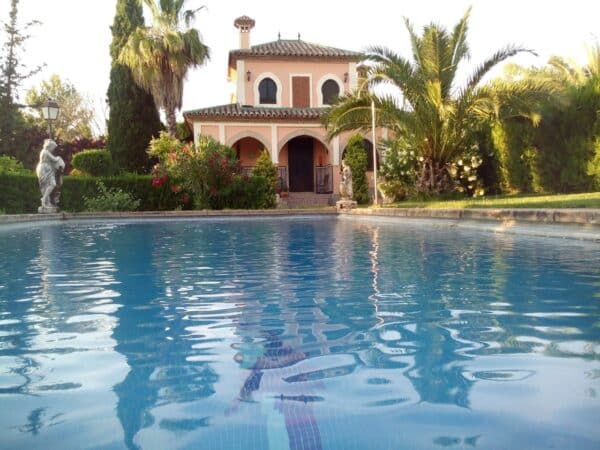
[71,149,114,176]
[0,172,274,213]
[0,173,181,213]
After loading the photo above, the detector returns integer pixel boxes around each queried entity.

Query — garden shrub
[379,138,418,201]
[217,174,271,209]
[84,180,140,212]
[0,172,182,213]
[587,138,600,189]
[0,155,30,174]
[344,134,369,204]
[252,150,277,208]
[149,133,244,209]
[491,121,540,193]
[71,149,114,176]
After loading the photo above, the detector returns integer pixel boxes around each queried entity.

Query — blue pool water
[0,217,598,450]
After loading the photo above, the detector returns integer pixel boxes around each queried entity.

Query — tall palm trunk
[416,157,453,195]
[166,109,177,136]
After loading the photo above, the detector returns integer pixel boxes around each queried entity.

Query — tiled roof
[229,39,360,64]
[183,104,327,121]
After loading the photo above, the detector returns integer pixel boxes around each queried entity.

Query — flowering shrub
[380,138,486,199]
[379,138,419,201]
[448,151,485,197]
[148,133,242,209]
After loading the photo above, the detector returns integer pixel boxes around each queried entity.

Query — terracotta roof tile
[229,39,360,64]
[183,104,327,121]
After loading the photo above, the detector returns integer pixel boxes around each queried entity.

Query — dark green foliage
[0,154,29,174]
[58,136,106,173]
[344,134,369,204]
[175,121,193,142]
[532,83,599,192]
[0,173,182,213]
[84,180,140,211]
[107,0,162,172]
[252,150,277,208]
[211,175,272,210]
[491,120,540,192]
[71,149,113,176]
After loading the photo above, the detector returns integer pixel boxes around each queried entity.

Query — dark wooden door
[292,76,310,107]
[288,137,313,192]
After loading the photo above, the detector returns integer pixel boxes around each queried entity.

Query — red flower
[181,193,190,204]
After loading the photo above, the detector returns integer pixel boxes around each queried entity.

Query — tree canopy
[118,0,209,136]
[324,8,549,195]
[26,74,96,141]
[107,0,162,172]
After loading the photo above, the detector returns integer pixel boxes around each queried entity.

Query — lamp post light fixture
[39,98,60,139]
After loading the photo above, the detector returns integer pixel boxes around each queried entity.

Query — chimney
[234,15,255,50]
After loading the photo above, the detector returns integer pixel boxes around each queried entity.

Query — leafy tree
[344,134,369,204]
[25,74,95,141]
[107,0,162,173]
[324,8,547,196]
[494,45,600,192]
[0,0,43,158]
[119,0,210,136]
[252,149,277,208]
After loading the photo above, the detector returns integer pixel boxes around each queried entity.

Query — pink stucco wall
[244,60,350,107]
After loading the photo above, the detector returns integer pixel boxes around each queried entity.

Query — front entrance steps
[280,192,334,208]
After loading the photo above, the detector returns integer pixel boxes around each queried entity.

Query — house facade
[183,16,386,205]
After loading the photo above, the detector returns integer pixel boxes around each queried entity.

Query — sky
[2,0,599,135]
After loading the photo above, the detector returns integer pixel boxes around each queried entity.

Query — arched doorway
[231,137,266,174]
[280,135,331,193]
[287,136,314,192]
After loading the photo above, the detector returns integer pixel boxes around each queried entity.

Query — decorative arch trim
[253,72,283,106]
[227,131,271,154]
[316,74,344,106]
[278,129,331,154]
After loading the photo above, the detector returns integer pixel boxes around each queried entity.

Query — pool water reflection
[0,217,598,449]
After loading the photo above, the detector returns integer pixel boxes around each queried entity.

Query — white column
[236,60,246,104]
[271,125,278,164]
[333,136,340,165]
[348,62,358,91]
[193,122,202,144]
[218,124,225,143]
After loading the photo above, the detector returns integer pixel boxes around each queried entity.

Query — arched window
[321,79,340,105]
[258,78,277,104]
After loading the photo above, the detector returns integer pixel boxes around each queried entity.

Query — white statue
[339,159,353,200]
[36,139,64,213]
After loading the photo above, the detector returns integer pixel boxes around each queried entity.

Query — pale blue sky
[2,0,599,134]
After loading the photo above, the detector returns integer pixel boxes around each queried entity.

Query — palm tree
[119,0,209,136]
[324,8,544,195]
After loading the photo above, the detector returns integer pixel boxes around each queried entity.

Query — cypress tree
[107,0,162,173]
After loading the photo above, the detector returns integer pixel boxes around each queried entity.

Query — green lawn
[384,192,600,209]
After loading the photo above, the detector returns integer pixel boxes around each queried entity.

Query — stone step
[280,192,333,208]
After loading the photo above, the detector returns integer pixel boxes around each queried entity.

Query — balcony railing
[241,166,254,177]
[315,165,333,194]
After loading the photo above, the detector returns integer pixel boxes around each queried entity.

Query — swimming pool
[0,217,598,450]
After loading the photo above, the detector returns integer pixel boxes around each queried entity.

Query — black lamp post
[39,98,60,139]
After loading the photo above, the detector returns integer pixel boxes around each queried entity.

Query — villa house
[183,16,387,206]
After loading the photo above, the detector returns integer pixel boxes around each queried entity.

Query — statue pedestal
[38,206,59,214]
[336,199,357,211]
